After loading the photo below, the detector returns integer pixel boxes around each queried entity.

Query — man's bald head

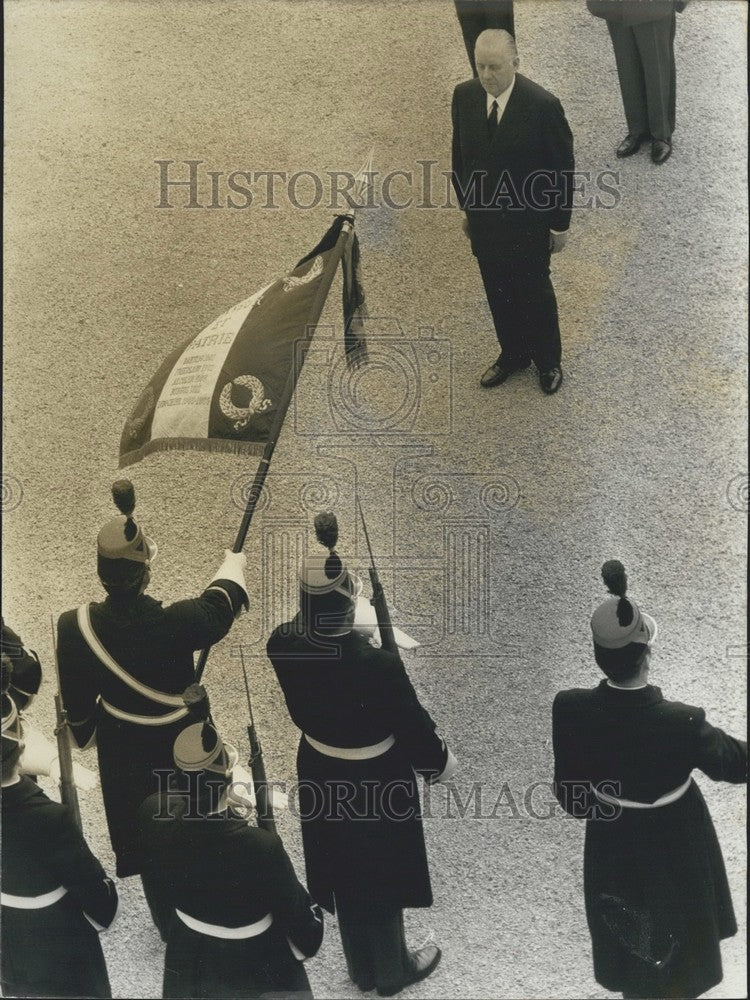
[474,30,519,97]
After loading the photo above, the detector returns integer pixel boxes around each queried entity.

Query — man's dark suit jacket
[587,0,686,25]
[451,74,574,258]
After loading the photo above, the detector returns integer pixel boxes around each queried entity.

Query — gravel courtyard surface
[3,2,747,998]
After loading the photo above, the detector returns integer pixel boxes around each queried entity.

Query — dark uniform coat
[1,776,118,998]
[57,582,244,876]
[267,619,448,914]
[137,791,324,999]
[553,680,747,998]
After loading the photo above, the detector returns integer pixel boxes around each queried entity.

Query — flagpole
[196,149,374,681]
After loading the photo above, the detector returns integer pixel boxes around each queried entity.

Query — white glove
[48,758,99,792]
[209,549,249,614]
[434,746,458,785]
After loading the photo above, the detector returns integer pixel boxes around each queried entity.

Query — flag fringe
[119,436,267,469]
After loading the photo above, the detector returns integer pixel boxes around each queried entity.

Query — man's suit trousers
[477,244,562,371]
[454,1,515,76]
[607,11,676,142]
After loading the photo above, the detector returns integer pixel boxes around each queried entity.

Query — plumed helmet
[590,560,658,649]
[173,722,228,774]
[97,480,157,594]
[298,511,362,636]
[173,684,231,777]
[1,658,23,767]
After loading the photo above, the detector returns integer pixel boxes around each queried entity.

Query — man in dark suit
[454,1,515,75]
[588,1,689,164]
[452,30,574,395]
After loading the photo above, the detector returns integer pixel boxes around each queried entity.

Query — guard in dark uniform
[2,686,118,999]
[56,480,249,937]
[266,516,457,997]
[1,617,42,710]
[552,561,747,999]
[137,698,324,999]
[454,1,515,75]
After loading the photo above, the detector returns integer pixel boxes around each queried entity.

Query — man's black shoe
[376,946,442,997]
[480,358,530,388]
[616,132,648,158]
[651,139,672,165]
[539,366,563,395]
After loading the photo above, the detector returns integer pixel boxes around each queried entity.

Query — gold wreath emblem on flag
[282,255,323,291]
[220,375,273,431]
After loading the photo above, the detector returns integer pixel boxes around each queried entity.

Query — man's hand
[550,231,568,254]
[461,215,471,239]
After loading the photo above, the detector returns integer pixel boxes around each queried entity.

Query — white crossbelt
[99,697,188,727]
[175,908,273,939]
[594,776,692,810]
[1,886,68,909]
[304,733,395,760]
[77,604,188,725]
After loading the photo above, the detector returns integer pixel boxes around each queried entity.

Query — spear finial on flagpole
[341,146,375,231]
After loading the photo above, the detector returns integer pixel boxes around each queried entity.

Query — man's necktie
[488,99,498,137]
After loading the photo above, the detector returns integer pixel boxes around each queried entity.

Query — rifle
[357,499,398,656]
[237,645,275,832]
[50,616,82,829]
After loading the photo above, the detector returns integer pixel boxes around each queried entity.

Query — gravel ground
[3,2,747,998]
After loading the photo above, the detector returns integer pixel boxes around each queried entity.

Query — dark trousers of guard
[607,12,676,143]
[454,1,516,75]
[477,248,562,372]
[336,895,412,994]
[141,871,174,942]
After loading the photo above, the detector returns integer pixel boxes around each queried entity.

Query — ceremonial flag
[119,213,366,468]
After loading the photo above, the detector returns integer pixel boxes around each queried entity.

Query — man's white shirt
[485,74,516,123]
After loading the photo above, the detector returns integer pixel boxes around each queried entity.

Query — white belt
[100,697,188,727]
[594,776,692,810]
[175,908,273,940]
[1,886,68,909]
[304,733,395,760]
